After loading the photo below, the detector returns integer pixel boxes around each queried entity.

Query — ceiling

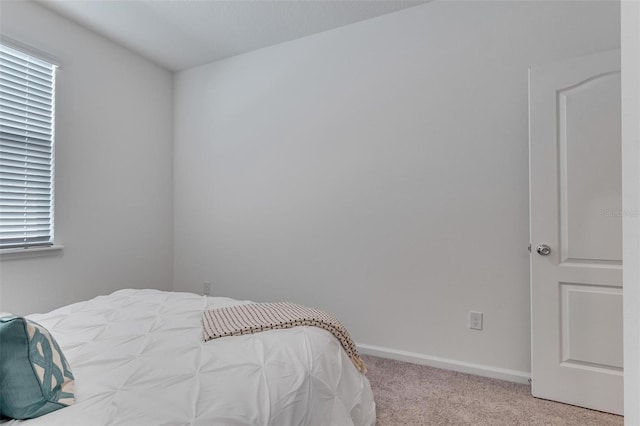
[38,0,427,72]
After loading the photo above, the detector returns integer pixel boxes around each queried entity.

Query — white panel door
[529,49,622,415]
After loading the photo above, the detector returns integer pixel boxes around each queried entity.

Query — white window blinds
[0,43,56,249]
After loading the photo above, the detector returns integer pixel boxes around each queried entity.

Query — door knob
[536,244,551,256]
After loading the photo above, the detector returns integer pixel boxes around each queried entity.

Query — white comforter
[7,289,375,426]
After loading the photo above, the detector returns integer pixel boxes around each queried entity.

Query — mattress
[5,289,376,425]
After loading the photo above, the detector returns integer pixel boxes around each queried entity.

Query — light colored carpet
[362,355,623,426]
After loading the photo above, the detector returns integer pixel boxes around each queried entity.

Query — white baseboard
[357,343,531,385]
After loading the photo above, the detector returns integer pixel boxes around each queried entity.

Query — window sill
[0,245,64,260]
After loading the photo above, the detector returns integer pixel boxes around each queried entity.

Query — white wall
[174,0,620,374]
[622,2,640,423]
[0,1,174,315]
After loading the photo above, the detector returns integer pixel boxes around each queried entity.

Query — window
[0,43,57,249]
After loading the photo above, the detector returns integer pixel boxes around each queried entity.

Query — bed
[3,289,376,425]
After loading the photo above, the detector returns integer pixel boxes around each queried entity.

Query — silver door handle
[536,244,551,256]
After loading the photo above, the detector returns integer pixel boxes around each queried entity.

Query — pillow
[0,315,75,419]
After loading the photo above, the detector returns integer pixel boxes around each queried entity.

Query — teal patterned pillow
[0,315,75,419]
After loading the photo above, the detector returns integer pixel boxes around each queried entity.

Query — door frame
[622,3,640,423]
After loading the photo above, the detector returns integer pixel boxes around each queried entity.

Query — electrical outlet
[203,281,212,297]
[469,311,483,330]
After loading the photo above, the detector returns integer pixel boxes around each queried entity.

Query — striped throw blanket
[202,303,366,373]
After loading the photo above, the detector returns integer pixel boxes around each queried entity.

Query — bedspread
[5,289,375,426]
